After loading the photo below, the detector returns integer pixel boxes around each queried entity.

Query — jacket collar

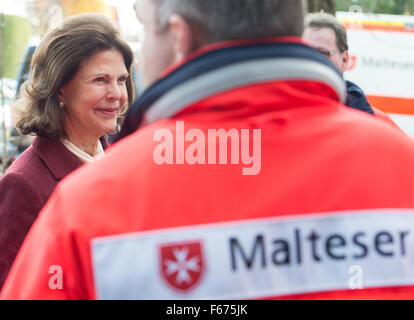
[115,38,346,142]
[32,136,109,180]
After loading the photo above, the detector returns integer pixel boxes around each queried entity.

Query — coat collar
[114,38,346,142]
[32,136,109,180]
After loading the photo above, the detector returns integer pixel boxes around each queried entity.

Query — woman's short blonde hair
[15,13,135,140]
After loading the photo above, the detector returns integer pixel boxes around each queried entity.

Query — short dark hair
[305,12,349,52]
[15,13,135,140]
[151,0,304,49]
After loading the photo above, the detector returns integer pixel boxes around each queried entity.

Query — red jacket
[372,107,402,131]
[0,136,108,289]
[2,39,414,300]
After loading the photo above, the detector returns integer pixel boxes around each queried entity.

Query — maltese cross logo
[347,55,357,71]
[159,241,205,292]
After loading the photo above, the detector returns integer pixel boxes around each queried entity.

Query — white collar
[62,139,104,163]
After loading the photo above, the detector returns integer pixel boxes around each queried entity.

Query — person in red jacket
[3,0,414,300]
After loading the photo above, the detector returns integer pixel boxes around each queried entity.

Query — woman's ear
[168,14,194,63]
[58,88,66,107]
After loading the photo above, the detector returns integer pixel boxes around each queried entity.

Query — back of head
[154,0,304,48]
[305,12,348,52]
[15,13,134,140]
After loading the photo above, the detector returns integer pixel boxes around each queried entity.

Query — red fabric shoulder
[372,107,403,132]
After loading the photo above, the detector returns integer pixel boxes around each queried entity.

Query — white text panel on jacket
[91,209,414,299]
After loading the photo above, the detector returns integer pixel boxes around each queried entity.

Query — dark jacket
[345,80,374,115]
[0,136,108,288]
[345,80,403,131]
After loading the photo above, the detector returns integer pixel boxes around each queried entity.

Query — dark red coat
[0,136,108,288]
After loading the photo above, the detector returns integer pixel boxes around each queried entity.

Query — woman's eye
[95,77,106,82]
[118,76,127,82]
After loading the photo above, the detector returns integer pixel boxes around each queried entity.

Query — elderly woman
[0,13,134,288]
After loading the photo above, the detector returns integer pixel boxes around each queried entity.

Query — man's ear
[341,50,350,73]
[168,14,194,63]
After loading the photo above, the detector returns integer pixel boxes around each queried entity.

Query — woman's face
[59,49,129,143]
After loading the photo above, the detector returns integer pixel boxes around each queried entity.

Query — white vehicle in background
[0,78,14,129]
[337,11,414,136]
[0,78,17,170]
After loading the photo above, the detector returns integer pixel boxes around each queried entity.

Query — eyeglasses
[316,49,341,57]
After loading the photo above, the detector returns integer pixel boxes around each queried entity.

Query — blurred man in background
[303,12,400,129]
[3,0,414,300]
